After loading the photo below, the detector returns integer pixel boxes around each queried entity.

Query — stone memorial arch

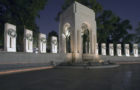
[59,2,97,61]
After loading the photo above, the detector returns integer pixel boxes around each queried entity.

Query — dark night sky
[36,0,140,35]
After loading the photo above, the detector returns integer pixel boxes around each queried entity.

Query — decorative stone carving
[133,44,138,57]
[38,33,46,53]
[51,36,57,53]
[125,44,130,56]
[101,43,106,55]
[81,23,88,31]
[24,29,33,53]
[4,23,17,52]
[40,37,46,43]
[109,44,114,56]
[25,33,33,41]
[117,44,122,56]
[7,29,17,38]
[63,23,71,38]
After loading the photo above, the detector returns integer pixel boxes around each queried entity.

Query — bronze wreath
[26,33,33,41]
[7,29,17,38]
[51,40,57,45]
[40,37,46,43]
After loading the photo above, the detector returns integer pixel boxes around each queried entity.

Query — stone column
[117,44,122,56]
[4,23,17,52]
[95,43,98,55]
[38,33,46,53]
[61,34,66,53]
[77,29,82,53]
[91,21,97,54]
[80,33,83,54]
[125,44,130,56]
[73,29,78,53]
[59,24,62,53]
[24,29,33,53]
[101,43,106,55]
[109,43,114,56]
[85,42,88,53]
[89,42,91,54]
[133,44,138,57]
[89,29,92,54]
[51,36,57,53]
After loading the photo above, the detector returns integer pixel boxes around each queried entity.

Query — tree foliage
[97,10,133,44]
[134,22,140,43]
[0,0,48,51]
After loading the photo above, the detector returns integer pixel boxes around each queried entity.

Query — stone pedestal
[117,44,122,56]
[109,44,114,56]
[125,44,130,56]
[133,44,138,57]
[24,29,33,53]
[4,23,17,52]
[101,43,106,55]
[38,33,46,53]
[51,36,57,53]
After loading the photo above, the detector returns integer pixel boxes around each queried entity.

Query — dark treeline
[0,0,48,51]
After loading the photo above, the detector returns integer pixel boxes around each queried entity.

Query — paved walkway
[0,63,51,72]
[0,64,140,90]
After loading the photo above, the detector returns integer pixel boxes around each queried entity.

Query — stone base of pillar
[72,53,82,63]
[82,54,100,62]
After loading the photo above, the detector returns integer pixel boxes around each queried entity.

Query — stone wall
[0,52,72,64]
[0,52,140,65]
[82,54,140,62]
[100,55,140,62]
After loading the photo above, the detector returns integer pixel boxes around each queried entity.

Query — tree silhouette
[0,0,48,51]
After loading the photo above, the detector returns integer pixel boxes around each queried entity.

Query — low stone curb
[0,66,54,75]
[55,64,120,69]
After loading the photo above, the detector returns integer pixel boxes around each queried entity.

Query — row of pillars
[96,43,139,57]
[3,23,58,53]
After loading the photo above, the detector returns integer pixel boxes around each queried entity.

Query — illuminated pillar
[95,43,98,55]
[24,29,33,53]
[125,44,130,56]
[61,33,66,53]
[133,44,138,57]
[51,36,57,53]
[117,44,122,56]
[39,33,46,53]
[4,23,17,52]
[101,43,106,55]
[109,43,114,56]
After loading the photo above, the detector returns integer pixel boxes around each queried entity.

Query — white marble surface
[4,23,16,52]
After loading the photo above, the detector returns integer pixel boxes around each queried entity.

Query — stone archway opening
[63,23,71,53]
[81,23,90,54]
